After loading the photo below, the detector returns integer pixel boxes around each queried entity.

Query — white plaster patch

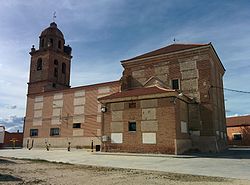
[111,102,125,111]
[34,110,42,118]
[180,60,196,71]
[181,121,188,133]
[53,93,63,100]
[53,100,63,107]
[33,118,42,126]
[35,96,43,102]
[73,129,84,136]
[74,106,85,115]
[51,117,61,125]
[141,121,158,132]
[141,99,158,108]
[132,69,145,78]
[142,133,156,144]
[97,104,102,113]
[142,108,156,120]
[97,129,101,136]
[73,115,85,123]
[111,133,123,144]
[34,102,43,110]
[74,97,85,106]
[111,111,123,122]
[96,115,101,123]
[52,108,61,116]
[98,86,110,94]
[74,90,85,97]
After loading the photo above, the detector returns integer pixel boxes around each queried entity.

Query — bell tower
[28,22,72,94]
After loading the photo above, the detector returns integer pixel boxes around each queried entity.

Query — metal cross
[53,11,56,22]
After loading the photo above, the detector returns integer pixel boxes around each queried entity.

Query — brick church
[23,22,227,154]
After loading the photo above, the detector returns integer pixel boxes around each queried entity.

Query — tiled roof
[98,86,175,101]
[226,115,250,127]
[122,43,210,62]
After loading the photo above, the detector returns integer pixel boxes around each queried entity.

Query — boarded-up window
[111,133,123,143]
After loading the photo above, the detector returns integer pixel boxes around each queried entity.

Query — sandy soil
[0,157,249,185]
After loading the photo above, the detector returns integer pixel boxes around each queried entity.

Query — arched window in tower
[62,63,66,74]
[48,38,53,47]
[37,58,42,71]
[54,60,58,66]
[41,39,44,48]
[58,40,61,49]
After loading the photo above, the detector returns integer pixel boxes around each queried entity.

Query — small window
[128,121,136,132]
[37,58,42,71]
[129,102,136,108]
[73,123,81,128]
[54,68,58,77]
[52,83,56,88]
[41,39,44,48]
[50,128,60,136]
[171,79,180,90]
[49,38,53,46]
[30,129,38,137]
[58,40,61,49]
[54,60,58,65]
[62,63,66,74]
[233,133,242,141]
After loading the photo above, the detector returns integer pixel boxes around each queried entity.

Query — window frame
[233,133,242,141]
[30,129,38,137]
[73,123,81,129]
[50,128,60,136]
[171,79,180,90]
[128,121,136,132]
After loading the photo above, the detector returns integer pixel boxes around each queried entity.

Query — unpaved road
[0,157,249,185]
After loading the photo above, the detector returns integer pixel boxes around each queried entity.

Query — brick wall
[103,97,191,154]
[24,81,120,148]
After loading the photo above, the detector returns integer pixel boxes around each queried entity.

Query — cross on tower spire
[53,11,56,22]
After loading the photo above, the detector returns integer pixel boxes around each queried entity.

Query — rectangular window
[129,102,136,108]
[30,129,38,137]
[233,133,242,141]
[73,123,81,128]
[50,128,60,136]
[128,121,136,132]
[171,79,180,90]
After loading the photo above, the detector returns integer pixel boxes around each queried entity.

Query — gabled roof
[226,115,250,127]
[98,86,175,101]
[122,43,210,62]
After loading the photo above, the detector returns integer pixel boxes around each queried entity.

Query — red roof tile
[122,43,210,62]
[226,115,250,127]
[98,86,175,101]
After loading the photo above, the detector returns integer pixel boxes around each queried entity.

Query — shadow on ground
[0,158,16,164]
[185,147,250,160]
[0,174,22,182]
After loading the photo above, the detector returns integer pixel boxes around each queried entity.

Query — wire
[211,85,250,94]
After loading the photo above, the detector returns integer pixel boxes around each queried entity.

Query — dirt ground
[0,157,249,185]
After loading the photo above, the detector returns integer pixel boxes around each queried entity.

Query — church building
[23,22,227,154]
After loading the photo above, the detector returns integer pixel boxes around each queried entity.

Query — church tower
[28,22,72,94]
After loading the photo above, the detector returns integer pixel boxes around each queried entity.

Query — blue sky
[0,0,250,131]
